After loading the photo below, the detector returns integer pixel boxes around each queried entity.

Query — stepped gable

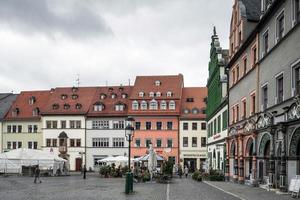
[42,87,97,115]
[0,93,18,120]
[180,87,207,120]
[128,74,184,115]
[5,90,51,120]
[87,86,133,117]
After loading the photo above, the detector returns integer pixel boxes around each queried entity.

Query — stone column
[279,124,287,192]
[252,133,258,186]
[233,137,239,182]
[269,127,276,188]
[238,135,244,184]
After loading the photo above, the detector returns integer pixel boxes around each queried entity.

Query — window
[61,120,66,129]
[146,122,151,130]
[217,115,221,133]
[156,92,161,97]
[201,137,206,147]
[121,93,127,99]
[75,103,82,109]
[149,92,154,97]
[70,121,75,129]
[12,108,19,117]
[75,139,80,147]
[251,93,256,115]
[192,123,197,130]
[28,125,32,133]
[53,139,57,147]
[252,46,257,66]
[160,101,167,110]
[52,104,59,110]
[277,75,284,103]
[213,119,217,134]
[29,96,36,105]
[113,121,124,129]
[46,139,51,147]
[156,139,162,147]
[293,65,300,95]
[135,122,141,130]
[167,139,173,147]
[12,125,17,133]
[113,138,124,147]
[243,57,247,75]
[100,94,106,99]
[167,91,172,97]
[145,139,151,147]
[262,85,268,110]
[242,100,246,118]
[72,94,78,100]
[263,30,269,55]
[135,139,141,147]
[155,80,161,86]
[141,101,147,110]
[232,69,236,84]
[76,121,81,128]
[70,139,75,147]
[94,103,104,111]
[294,0,300,24]
[115,104,125,111]
[111,93,117,99]
[28,141,32,149]
[183,137,188,147]
[32,108,39,116]
[149,99,158,110]
[236,65,239,80]
[236,105,239,122]
[132,101,139,110]
[277,12,285,41]
[92,138,109,147]
[201,123,206,130]
[186,98,194,102]
[222,110,227,130]
[183,122,188,130]
[63,103,70,110]
[17,125,22,133]
[33,125,38,133]
[53,121,58,129]
[169,101,176,110]
[167,122,173,130]
[192,137,197,147]
[61,94,67,100]
[7,125,11,133]
[139,92,144,97]
[156,122,162,130]
[92,120,109,129]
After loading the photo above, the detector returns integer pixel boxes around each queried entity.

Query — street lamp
[125,116,135,194]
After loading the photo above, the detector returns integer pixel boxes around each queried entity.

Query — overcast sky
[0,0,232,93]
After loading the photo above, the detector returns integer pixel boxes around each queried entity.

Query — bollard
[125,172,133,194]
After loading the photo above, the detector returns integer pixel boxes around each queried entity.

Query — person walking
[83,165,87,179]
[34,165,42,183]
[184,166,189,178]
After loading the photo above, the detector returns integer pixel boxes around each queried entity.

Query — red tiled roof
[4,90,51,120]
[87,86,133,117]
[42,87,97,115]
[180,87,207,120]
[130,74,184,100]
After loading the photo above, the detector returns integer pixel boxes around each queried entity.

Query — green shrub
[99,166,111,178]
[142,171,150,182]
[162,161,173,175]
[192,170,202,182]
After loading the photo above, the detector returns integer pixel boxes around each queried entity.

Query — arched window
[132,100,139,110]
[169,100,176,110]
[63,103,70,110]
[141,101,147,110]
[29,96,36,105]
[149,99,158,110]
[192,108,199,114]
[122,93,128,99]
[32,107,40,116]
[76,103,82,109]
[139,92,144,97]
[111,93,117,99]
[100,93,106,99]
[160,100,167,110]
[72,94,78,100]
[166,91,172,97]
[94,102,104,111]
[156,92,161,97]
[12,108,19,117]
[149,92,155,98]
[61,94,68,100]
[52,104,59,110]
[155,80,161,86]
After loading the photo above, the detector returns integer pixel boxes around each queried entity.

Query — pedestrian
[83,165,87,179]
[184,165,189,178]
[178,165,183,178]
[34,165,42,183]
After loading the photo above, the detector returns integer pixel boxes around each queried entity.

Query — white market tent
[0,148,67,175]
[98,156,134,167]
[134,154,164,162]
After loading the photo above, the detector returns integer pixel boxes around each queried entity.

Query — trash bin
[125,172,133,194]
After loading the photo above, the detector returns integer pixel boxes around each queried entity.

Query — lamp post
[125,116,135,194]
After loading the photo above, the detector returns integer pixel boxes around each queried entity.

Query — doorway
[75,158,82,171]
[184,158,197,172]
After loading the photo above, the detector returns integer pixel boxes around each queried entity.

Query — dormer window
[149,92,155,98]
[192,108,199,114]
[139,92,144,98]
[76,103,82,109]
[108,87,114,92]
[52,104,59,110]
[32,107,40,116]
[122,93,128,99]
[141,101,147,110]
[12,108,20,117]
[72,94,78,100]
[160,100,167,110]
[119,87,124,91]
[169,100,176,110]
[149,99,158,110]
[100,93,107,99]
[61,94,68,100]
[167,91,172,97]
[186,98,194,102]
[94,102,104,111]
[29,96,36,105]
[183,109,189,114]
[63,103,70,110]
[115,103,125,111]
[132,100,139,110]
[72,87,78,93]
[111,93,117,99]
[155,80,161,86]
[156,92,161,97]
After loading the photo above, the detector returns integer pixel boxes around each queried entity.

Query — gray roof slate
[0,93,18,120]
[240,0,261,21]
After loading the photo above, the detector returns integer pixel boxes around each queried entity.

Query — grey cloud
[0,0,112,39]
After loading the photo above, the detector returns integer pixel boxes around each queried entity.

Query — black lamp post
[125,116,135,194]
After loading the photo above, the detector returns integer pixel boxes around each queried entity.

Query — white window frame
[132,100,139,110]
[141,101,147,110]
[160,100,167,110]
[275,9,285,44]
[169,100,176,110]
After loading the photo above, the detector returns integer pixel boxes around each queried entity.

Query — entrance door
[184,158,197,172]
[75,158,82,171]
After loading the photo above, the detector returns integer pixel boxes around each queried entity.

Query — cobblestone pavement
[0,174,291,200]
[204,180,294,200]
